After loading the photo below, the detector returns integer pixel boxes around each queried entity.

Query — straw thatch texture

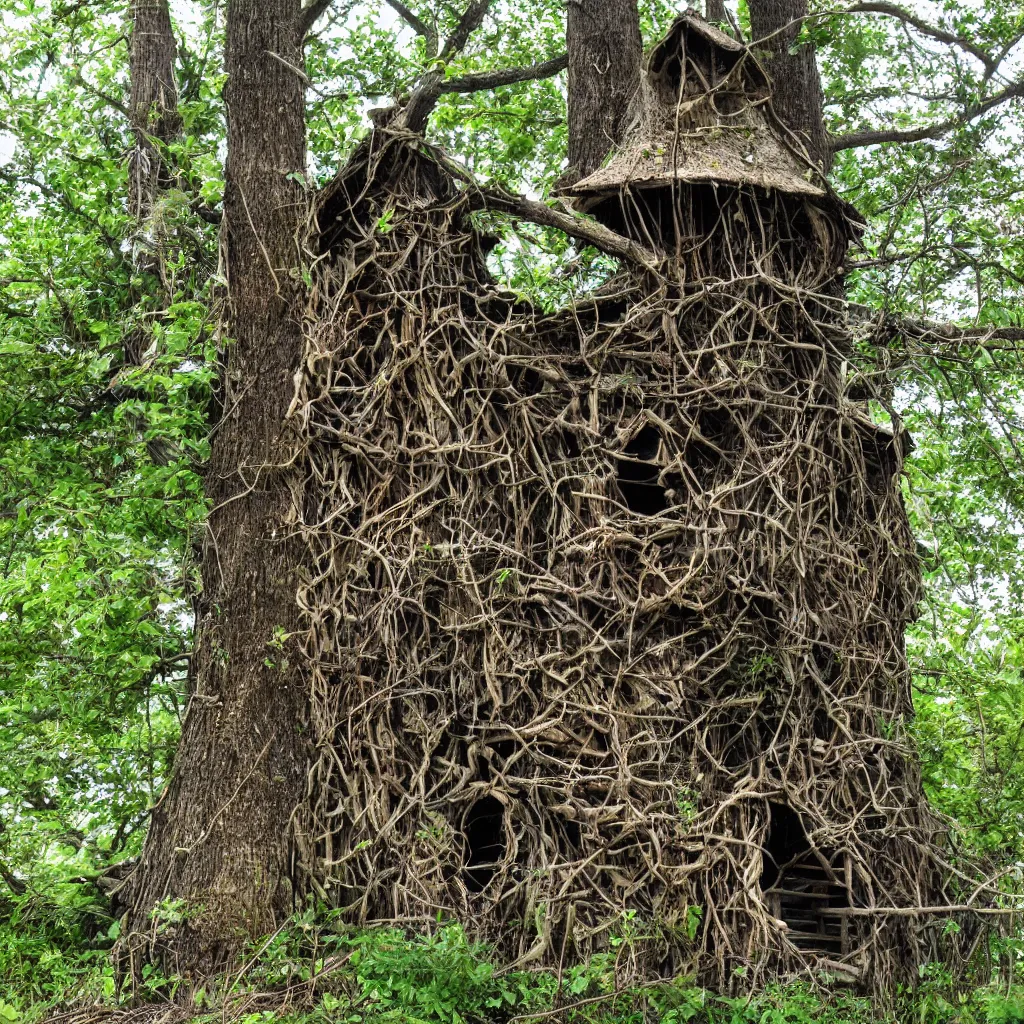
[561,13,828,207]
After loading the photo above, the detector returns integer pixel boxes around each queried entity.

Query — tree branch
[437,53,568,96]
[847,2,996,71]
[0,863,26,896]
[415,138,663,272]
[297,0,335,38]
[478,190,664,273]
[831,76,1024,151]
[399,0,578,133]
[384,0,438,57]
[73,72,130,117]
[853,307,1024,361]
[890,315,1024,349]
[0,168,127,260]
[0,819,27,897]
[441,0,492,59]
[401,46,565,133]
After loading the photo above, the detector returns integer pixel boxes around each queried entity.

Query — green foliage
[0,0,217,988]
[817,0,1024,869]
[4,893,1024,1022]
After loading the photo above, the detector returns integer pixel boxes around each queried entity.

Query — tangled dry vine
[278,15,989,996]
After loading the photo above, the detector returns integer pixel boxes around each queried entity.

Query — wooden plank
[769,888,835,900]
[787,932,844,946]
[842,856,852,954]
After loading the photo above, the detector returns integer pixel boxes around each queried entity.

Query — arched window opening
[463,796,507,893]
[617,425,670,515]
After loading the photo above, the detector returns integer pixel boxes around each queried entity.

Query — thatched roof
[560,10,829,205]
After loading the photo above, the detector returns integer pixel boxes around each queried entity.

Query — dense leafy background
[1,0,1023,1015]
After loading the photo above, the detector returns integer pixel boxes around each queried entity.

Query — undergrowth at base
[3,906,1024,1024]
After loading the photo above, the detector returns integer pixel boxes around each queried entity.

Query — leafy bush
[5,896,1024,1024]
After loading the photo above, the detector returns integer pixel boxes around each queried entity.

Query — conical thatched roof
[560,10,829,207]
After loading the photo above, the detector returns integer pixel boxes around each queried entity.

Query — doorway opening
[760,803,850,955]
[463,796,507,893]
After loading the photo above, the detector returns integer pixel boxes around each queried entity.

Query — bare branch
[384,0,438,57]
[399,1,545,133]
[297,0,335,38]
[400,77,446,133]
[891,315,1024,349]
[848,2,997,70]
[401,51,567,132]
[416,138,663,272]
[441,0,492,59]
[853,306,1024,362]
[74,72,130,117]
[479,190,664,273]
[438,53,568,96]
[831,77,1024,151]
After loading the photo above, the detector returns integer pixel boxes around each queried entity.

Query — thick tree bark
[128,0,180,225]
[705,0,728,25]
[125,0,190,469]
[118,0,309,983]
[748,0,831,169]
[126,0,180,376]
[565,0,643,181]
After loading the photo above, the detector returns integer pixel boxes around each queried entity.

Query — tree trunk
[565,0,643,181]
[126,0,180,373]
[705,0,728,25]
[118,0,310,985]
[748,0,830,169]
[128,0,180,225]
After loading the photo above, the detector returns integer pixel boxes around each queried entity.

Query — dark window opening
[695,407,732,450]
[647,24,743,101]
[617,425,670,515]
[855,420,900,498]
[760,803,850,955]
[488,738,516,761]
[812,708,836,742]
[625,425,660,461]
[585,183,767,251]
[710,89,744,116]
[720,725,753,769]
[587,189,685,246]
[757,712,783,749]
[463,796,507,893]
[746,595,781,646]
[509,365,542,396]
[560,429,581,459]
[681,408,733,492]
[680,437,720,489]
[562,816,582,853]
[655,50,685,98]
[812,643,841,686]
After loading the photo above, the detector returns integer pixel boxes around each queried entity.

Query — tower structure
[294,11,955,991]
